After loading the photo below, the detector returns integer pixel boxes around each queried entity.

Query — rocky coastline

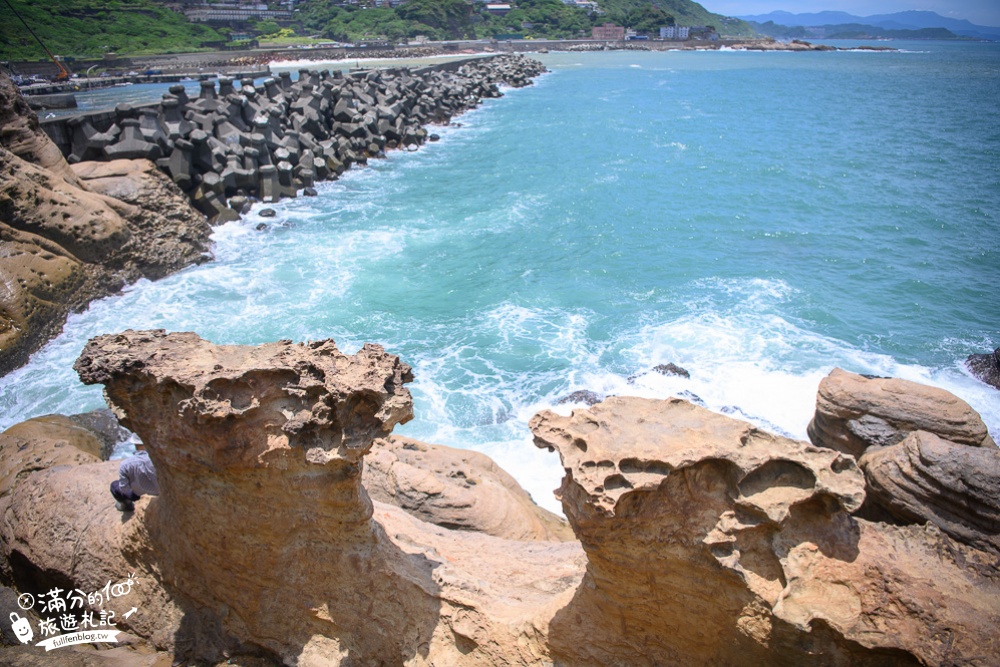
[0,72,213,376]
[2,45,997,667]
[0,54,547,377]
[0,331,997,665]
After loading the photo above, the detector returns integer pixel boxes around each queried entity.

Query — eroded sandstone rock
[0,415,103,501]
[859,430,1000,555]
[365,435,573,541]
[0,141,132,264]
[532,396,1000,666]
[6,336,999,666]
[66,330,584,665]
[807,368,995,457]
[0,223,87,370]
[0,72,211,376]
[70,160,211,281]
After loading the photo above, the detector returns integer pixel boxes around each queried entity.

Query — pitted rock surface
[532,396,1000,667]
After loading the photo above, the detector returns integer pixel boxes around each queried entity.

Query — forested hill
[1,0,753,61]
[1,0,224,60]
[297,0,753,42]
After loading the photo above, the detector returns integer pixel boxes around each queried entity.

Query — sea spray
[3,44,998,515]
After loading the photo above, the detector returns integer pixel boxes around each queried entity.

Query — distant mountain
[736,9,1000,41]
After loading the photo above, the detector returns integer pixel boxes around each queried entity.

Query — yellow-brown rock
[807,368,995,457]
[0,145,132,263]
[0,223,86,367]
[0,71,211,376]
[531,396,1000,666]
[0,415,103,500]
[0,72,81,186]
[70,160,210,281]
[365,435,573,541]
[859,430,1000,555]
[5,332,999,667]
[68,330,584,665]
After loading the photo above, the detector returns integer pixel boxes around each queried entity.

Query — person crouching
[110,442,159,512]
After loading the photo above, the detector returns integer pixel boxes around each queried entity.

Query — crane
[3,0,73,82]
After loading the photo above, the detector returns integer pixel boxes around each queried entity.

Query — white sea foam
[4,46,997,522]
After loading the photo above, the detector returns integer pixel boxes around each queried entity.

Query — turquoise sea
[3,42,998,512]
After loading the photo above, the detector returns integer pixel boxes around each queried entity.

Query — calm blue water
[4,43,999,512]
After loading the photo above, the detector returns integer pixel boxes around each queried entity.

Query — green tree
[396,0,473,39]
[254,20,281,36]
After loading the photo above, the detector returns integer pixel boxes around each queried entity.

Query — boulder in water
[965,347,1000,390]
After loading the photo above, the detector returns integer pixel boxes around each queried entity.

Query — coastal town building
[485,4,513,16]
[592,23,625,40]
[182,2,292,23]
[560,0,600,11]
[660,25,690,40]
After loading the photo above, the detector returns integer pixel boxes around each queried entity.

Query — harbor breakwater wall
[0,55,543,377]
[39,54,545,222]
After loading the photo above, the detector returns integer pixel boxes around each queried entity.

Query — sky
[705,0,1000,26]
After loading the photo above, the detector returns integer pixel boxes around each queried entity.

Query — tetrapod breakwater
[39,54,546,223]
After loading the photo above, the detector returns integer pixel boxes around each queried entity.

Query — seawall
[37,55,543,223]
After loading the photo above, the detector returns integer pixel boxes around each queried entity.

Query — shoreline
[11,37,895,98]
[2,333,998,665]
[0,55,547,378]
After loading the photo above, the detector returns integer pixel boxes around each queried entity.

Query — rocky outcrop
[70,160,211,280]
[859,430,1000,555]
[62,330,584,665]
[807,368,996,457]
[365,435,573,541]
[0,71,212,377]
[966,347,1000,389]
[532,396,1000,667]
[0,415,103,500]
[4,334,999,666]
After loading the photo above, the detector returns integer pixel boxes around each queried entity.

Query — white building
[659,25,690,40]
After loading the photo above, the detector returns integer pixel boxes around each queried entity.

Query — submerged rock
[653,362,690,378]
[556,389,603,405]
[966,347,1000,389]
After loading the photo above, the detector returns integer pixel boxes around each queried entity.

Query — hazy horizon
[706,1,1000,27]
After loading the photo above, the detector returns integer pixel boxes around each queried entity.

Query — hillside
[1,0,753,62]
[1,0,224,60]
[297,0,754,41]
[750,20,963,41]
[597,0,752,36]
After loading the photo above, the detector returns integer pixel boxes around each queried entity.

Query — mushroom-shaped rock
[532,396,1000,667]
